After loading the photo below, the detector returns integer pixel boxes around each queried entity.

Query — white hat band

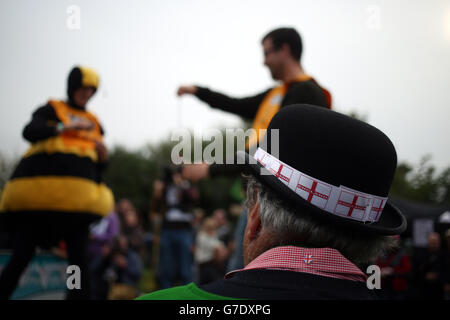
[253,148,387,223]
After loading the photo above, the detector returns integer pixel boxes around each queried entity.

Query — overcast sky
[1,0,449,170]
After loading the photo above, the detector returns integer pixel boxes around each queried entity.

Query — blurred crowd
[87,169,450,300]
[85,168,450,299]
[87,199,144,299]
[375,230,450,300]
[80,164,243,299]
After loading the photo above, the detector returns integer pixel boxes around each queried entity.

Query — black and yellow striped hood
[67,66,99,101]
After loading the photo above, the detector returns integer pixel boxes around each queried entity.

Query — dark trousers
[158,228,193,289]
[0,212,94,300]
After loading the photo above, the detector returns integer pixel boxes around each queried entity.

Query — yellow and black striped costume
[0,67,113,220]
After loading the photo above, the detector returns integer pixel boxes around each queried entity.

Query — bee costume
[0,66,114,300]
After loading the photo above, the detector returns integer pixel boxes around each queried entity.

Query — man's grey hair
[244,175,396,266]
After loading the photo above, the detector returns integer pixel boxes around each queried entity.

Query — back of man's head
[262,27,303,61]
[244,175,395,267]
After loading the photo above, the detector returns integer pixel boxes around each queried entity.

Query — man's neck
[67,99,86,111]
[280,63,305,83]
[244,228,281,266]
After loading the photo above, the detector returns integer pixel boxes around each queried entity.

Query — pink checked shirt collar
[225,246,367,282]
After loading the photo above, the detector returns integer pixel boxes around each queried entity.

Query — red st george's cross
[336,192,367,217]
[370,199,385,221]
[257,152,268,166]
[269,161,292,183]
[296,176,331,209]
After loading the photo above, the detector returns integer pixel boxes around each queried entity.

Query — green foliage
[103,145,157,216]
[390,155,450,205]
[0,152,18,190]
[197,177,238,213]
[103,138,182,216]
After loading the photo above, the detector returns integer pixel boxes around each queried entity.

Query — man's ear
[246,202,261,240]
[280,43,292,59]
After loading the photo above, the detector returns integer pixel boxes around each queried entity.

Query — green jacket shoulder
[136,282,243,300]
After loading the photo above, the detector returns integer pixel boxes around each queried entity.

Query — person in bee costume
[0,66,114,299]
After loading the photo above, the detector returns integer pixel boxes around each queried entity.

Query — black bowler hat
[237,104,406,235]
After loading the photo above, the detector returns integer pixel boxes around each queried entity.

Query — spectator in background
[116,198,135,223]
[212,209,233,246]
[88,200,144,300]
[376,235,412,299]
[88,210,120,299]
[153,165,199,289]
[191,208,206,284]
[105,235,143,299]
[147,180,166,269]
[212,209,234,273]
[192,208,206,236]
[88,210,120,262]
[194,218,228,284]
[121,207,144,254]
[414,232,446,299]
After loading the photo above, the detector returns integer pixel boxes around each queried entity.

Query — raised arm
[177,85,269,120]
